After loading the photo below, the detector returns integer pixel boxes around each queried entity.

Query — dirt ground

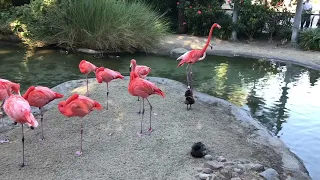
[0,78,294,180]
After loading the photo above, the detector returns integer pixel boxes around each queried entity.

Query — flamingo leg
[146,98,153,133]
[137,98,142,114]
[137,97,140,101]
[0,100,9,143]
[76,119,83,156]
[21,124,26,167]
[189,65,193,90]
[137,98,145,137]
[186,64,190,86]
[39,107,45,141]
[85,75,89,97]
[106,83,109,110]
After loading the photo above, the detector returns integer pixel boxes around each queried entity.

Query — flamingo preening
[23,86,64,140]
[95,67,124,110]
[129,59,151,102]
[79,60,97,97]
[128,70,165,136]
[177,23,221,89]
[58,94,102,156]
[3,94,38,167]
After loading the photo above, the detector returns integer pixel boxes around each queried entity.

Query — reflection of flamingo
[177,23,221,88]
[23,86,64,140]
[129,59,151,102]
[58,94,102,156]
[95,67,124,110]
[128,71,165,136]
[79,60,97,96]
[3,95,38,167]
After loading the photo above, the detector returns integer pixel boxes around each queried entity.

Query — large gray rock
[169,47,188,58]
[259,168,280,180]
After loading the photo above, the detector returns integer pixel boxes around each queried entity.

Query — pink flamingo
[23,86,64,140]
[177,23,221,88]
[58,94,102,156]
[3,94,38,167]
[128,70,165,136]
[79,60,97,96]
[95,67,124,110]
[129,59,151,102]
[0,79,20,143]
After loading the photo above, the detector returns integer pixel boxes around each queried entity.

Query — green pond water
[0,43,320,179]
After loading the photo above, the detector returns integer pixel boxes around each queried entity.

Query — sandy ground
[154,34,320,70]
[0,77,297,180]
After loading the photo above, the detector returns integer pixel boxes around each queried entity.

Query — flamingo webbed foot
[0,138,9,144]
[137,131,143,137]
[75,151,83,156]
[20,162,27,168]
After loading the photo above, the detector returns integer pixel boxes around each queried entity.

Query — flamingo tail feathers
[55,92,64,98]
[93,101,103,110]
[24,110,38,128]
[154,88,165,98]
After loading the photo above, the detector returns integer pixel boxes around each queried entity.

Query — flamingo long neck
[22,86,35,99]
[200,24,217,55]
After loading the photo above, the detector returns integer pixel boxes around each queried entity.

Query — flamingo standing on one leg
[0,79,20,143]
[129,59,151,102]
[177,23,221,89]
[23,86,64,140]
[128,71,165,136]
[3,94,38,167]
[95,67,124,110]
[79,60,97,97]
[58,94,102,156]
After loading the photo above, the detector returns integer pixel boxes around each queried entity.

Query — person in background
[301,0,313,29]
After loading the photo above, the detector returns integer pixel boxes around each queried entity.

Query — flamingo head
[129,59,136,72]
[213,23,221,29]
[12,83,21,95]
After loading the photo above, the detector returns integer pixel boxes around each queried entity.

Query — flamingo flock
[0,23,220,167]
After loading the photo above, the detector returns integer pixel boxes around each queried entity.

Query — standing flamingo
[79,60,97,97]
[58,94,102,156]
[23,86,64,140]
[95,67,124,110]
[3,94,38,167]
[129,59,151,102]
[128,71,165,136]
[177,23,221,88]
[0,79,20,143]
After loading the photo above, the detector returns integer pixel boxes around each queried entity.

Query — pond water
[0,43,319,179]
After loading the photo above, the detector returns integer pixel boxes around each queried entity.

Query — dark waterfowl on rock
[184,86,195,110]
[191,142,206,158]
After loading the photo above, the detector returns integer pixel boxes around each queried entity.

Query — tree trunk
[178,0,186,34]
[291,0,303,44]
[231,0,239,41]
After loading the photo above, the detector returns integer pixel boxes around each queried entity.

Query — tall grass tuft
[299,28,320,51]
[45,0,169,52]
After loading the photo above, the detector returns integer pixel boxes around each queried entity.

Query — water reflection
[0,44,320,179]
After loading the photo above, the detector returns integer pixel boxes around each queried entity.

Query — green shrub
[4,0,169,52]
[299,28,320,51]
[179,0,232,39]
[0,0,11,9]
[236,2,269,40]
[265,6,293,41]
